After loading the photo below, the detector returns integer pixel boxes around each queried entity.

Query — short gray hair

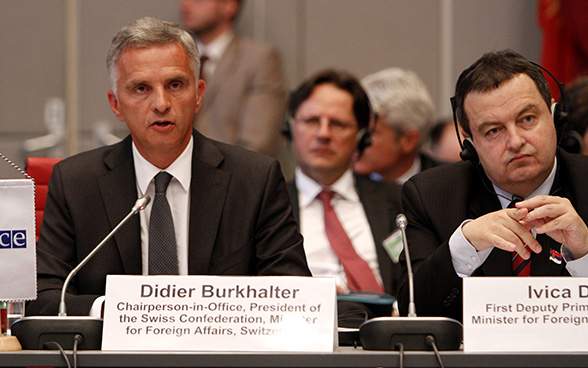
[107,17,200,96]
[362,68,434,135]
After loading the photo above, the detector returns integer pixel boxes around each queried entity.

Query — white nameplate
[464,277,588,352]
[102,275,336,352]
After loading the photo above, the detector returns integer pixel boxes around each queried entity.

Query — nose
[506,127,526,150]
[152,86,171,114]
[316,118,332,138]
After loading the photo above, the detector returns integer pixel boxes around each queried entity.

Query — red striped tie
[319,190,383,292]
[509,197,531,276]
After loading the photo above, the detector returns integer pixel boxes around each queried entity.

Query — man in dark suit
[27,17,310,316]
[179,0,287,157]
[354,67,440,184]
[283,69,402,299]
[398,50,588,322]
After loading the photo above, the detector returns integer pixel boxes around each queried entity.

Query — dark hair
[454,49,551,136]
[287,69,371,130]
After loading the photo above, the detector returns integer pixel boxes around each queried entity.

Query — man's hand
[516,195,588,259]
[462,207,542,259]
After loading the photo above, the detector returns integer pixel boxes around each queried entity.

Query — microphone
[395,214,416,317]
[359,213,463,351]
[11,195,150,350]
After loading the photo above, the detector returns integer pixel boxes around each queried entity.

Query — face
[180,0,227,34]
[108,42,205,169]
[292,83,360,186]
[353,117,403,177]
[464,73,557,197]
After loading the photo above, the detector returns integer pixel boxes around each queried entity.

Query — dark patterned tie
[509,196,531,276]
[318,190,383,292]
[148,172,178,275]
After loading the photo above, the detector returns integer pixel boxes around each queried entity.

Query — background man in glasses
[283,69,402,310]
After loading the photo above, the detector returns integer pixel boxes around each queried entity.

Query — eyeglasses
[291,116,357,134]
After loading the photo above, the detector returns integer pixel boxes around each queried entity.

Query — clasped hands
[462,195,588,260]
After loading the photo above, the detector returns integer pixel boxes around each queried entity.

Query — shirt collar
[395,156,422,184]
[196,30,234,61]
[493,156,558,208]
[133,136,193,195]
[295,167,359,207]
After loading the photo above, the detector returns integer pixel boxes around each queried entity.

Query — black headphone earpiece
[450,96,476,163]
[281,110,293,141]
[356,127,372,156]
[550,101,569,146]
[459,137,478,162]
[560,129,584,154]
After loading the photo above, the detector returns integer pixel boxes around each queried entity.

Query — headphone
[281,101,375,156]
[451,61,568,163]
[559,78,588,154]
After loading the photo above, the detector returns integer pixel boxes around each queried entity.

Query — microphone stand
[11,195,150,350]
[359,214,463,351]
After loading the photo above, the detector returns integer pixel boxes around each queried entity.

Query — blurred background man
[283,69,402,302]
[423,118,462,164]
[353,68,437,184]
[180,0,287,157]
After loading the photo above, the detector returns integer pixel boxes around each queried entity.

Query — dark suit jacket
[287,174,403,296]
[195,35,287,157]
[398,150,588,321]
[419,152,442,171]
[27,130,310,316]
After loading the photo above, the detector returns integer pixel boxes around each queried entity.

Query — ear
[399,129,421,153]
[107,90,124,122]
[194,80,206,115]
[223,0,239,20]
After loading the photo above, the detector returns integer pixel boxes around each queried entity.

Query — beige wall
[0,0,541,177]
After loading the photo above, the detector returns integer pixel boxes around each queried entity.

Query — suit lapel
[355,176,395,293]
[286,181,300,223]
[97,137,142,274]
[188,131,230,274]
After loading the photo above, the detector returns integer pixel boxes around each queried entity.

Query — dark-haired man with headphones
[398,49,588,322]
[283,69,403,309]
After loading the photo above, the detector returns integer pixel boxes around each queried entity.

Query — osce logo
[0,230,27,249]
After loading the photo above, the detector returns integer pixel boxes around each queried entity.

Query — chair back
[25,157,62,240]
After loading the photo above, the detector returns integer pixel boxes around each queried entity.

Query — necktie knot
[154,172,173,194]
[318,190,334,203]
[508,195,523,208]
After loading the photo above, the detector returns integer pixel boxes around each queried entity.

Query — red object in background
[0,305,6,335]
[538,0,588,100]
[25,157,62,241]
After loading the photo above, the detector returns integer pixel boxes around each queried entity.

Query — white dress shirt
[133,137,193,276]
[295,168,382,292]
[449,157,588,277]
[90,138,194,316]
[196,30,234,80]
